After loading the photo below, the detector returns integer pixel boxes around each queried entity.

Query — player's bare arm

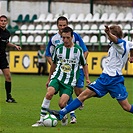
[7,42,21,51]
[46,56,53,65]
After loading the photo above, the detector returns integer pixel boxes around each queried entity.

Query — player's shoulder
[74,43,82,50]
[56,43,64,49]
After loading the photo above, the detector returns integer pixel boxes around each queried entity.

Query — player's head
[61,26,73,48]
[109,25,123,39]
[57,16,68,35]
[0,15,8,29]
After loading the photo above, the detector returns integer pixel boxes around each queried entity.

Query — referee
[0,15,21,103]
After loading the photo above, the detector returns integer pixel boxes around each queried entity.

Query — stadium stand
[10,11,133,50]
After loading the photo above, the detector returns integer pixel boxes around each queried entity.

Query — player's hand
[15,45,22,51]
[104,25,110,34]
[86,79,91,85]
[46,80,50,88]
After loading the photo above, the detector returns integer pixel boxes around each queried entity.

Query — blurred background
[0,0,133,75]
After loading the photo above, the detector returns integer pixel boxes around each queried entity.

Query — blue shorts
[76,68,84,88]
[88,73,128,101]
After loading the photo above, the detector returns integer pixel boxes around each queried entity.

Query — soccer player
[0,15,21,103]
[32,26,91,127]
[45,25,133,120]
[45,16,88,123]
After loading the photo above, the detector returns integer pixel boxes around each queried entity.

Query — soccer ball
[43,114,58,127]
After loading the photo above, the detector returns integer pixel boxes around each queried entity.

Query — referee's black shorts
[0,54,9,69]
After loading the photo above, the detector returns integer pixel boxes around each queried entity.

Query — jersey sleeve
[79,48,87,66]
[45,37,54,57]
[73,32,88,52]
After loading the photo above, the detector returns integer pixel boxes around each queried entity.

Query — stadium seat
[75,13,85,22]
[22,14,30,23]
[82,35,90,45]
[113,12,125,22]
[81,24,90,34]
[13,14,23,23]
[89,13,100,22]
[34,14,46,22]
[43,13,54,23]
[23,24,35,34]
[69,13,77,22]
[38,24,50,34]
[122,12,133,22]
[86,24,99,34]
[98,24,106,34]
[30,14,37,22]
[100,35,107,46]
[34,35,42,45]
[48,24,58,34]
[15,24,27,34]
[42,36,49,43]
[21,35,27,45]
[89,35,98,45]
[30,24,43,34]
[97,13,108,22]
[74,24,82,33]
[82,13,92,23]
[11,35,19,44]
[51,13,60,23]
[26,35,35,45]
[105,12,116,22]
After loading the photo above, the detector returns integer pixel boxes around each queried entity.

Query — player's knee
[59,102,67,109]
[46,92,54,100]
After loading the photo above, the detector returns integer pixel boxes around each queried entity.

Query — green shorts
[48,78,73,97]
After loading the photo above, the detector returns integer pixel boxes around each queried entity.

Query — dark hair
[0,15,8,20]
[57,16,68,25]
[109,25,123,39]
[62,26,73,37]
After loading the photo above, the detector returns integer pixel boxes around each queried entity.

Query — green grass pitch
[0,74,133,133]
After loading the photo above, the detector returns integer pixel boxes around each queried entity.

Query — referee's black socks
[5,81,12,99]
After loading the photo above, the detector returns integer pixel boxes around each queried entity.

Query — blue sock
[67,96,73,105]
[60,98,82,116]
[129,105,133,113]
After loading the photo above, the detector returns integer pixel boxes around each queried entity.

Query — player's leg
[32,79,58,127]
[38,63,41,75]
[67,96,77,124]
[74,68,84,110]
[118,99,133,113]
[51,88,96,120]
[59,94,70,126]
[2,68,16,103]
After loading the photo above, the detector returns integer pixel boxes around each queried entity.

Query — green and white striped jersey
[51,43,87,87]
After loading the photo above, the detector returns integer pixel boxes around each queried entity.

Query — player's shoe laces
[44,108,64,120]
[70,116,77,124]
[6,97,17,103]
[79,104,84,110]
[32,121,44,127]
[61,115,68,126]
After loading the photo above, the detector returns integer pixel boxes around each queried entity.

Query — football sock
[129,105,133,113]
[67,96,76,117]
[41,98,50,116]
[5,81,11,99]
[60,98,82,116]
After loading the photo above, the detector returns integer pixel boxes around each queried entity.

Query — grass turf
[0,74,133,133]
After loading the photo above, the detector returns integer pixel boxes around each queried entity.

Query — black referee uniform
[0,27,15,102]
